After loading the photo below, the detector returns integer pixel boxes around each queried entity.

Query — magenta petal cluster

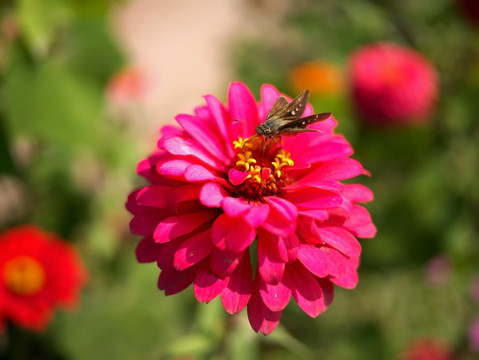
[127,82,376,335]
[350,42,439,126]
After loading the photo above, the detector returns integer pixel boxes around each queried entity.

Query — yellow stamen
[3,256,46,296]
[231,137,295,201]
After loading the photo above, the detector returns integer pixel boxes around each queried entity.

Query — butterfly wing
[266,96,289,119]
[258,90,311,135]
[266,90,310,122]
[277,112,331,135]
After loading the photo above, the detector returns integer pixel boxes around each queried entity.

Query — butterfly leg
[271,136,282,150]
[261,136,269,160]
[242,134,257,153]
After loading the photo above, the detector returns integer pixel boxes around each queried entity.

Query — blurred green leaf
[65,19,125,84]
[4,61,103,150]
[17,0,72,57]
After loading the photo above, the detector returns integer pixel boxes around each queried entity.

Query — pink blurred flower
[401,338,454,360]
[470,275,479,304]
[350,42,438,126]
[470,316,479,352]
[425,255,451,286]
[127,82,376,334]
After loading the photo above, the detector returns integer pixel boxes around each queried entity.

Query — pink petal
[317,226,361,258]
[160,124,184,138]
[247,278,282,335]
[212,214,255,252]
[310,158,366,181]
[228,168,249,186]
[319,278,335,306]
[221,251,252,314]
[136,186,169,209]
[126,189,141,213]
[167,184,202,214]
[211,214,229,250]
[297,244,330,278]
[333,205,376,238]
[130,209,169,236]
[153,210,217,243]
[162,136,226,171]
[193,269,228,303]
[199,182,228,208]
[210,248,242,278]
[204,95,234,157]
[296,215,320,242]
[157,159,193,178]
[276,233,299,263]
[343,184,374,203]
[295,136,353,164]
[298,209,329,222]
[184,164,221,183]
[158,266,196,296]
[319,247,347,278]
[137,151,169,182]
[259,278,291,312]
[257,229,285,284]
[283,116,337,151]
[243,203,270,227]
[173,230,214,270]
[330,258,359,289]
[176,114,229,165]
[156,239,181,270]
[136,236,161,263]
[285,179,343,193]
[348,222,377,239]
[284,263,326,318]
[282,188,343,210]
[263,197,298,237]
[228,82,258,138]
[226,219,256,253]
[221,196,251,217]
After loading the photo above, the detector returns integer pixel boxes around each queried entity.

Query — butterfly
[244,90,331,150]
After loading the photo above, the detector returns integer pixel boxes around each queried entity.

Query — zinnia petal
[247,278,282,335]
[221,251,252,314]
[193,269,228,303]
[284,263,327,318]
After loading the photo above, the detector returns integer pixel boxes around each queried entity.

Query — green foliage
[1,0,479,359]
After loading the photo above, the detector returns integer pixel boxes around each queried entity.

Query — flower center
[232,137,294,202]
[3,256,46,295]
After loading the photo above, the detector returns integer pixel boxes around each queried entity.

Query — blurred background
[1,0,479,359]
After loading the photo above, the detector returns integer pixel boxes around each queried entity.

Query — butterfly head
[256,121,273,136]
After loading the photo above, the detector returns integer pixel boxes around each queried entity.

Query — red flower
[0,226,87,332]
[106,66,151,105]
[127,82,375,334]
[350,42,438,126]
[401,338,454,360]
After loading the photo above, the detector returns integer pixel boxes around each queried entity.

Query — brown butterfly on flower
[243,89,331,151]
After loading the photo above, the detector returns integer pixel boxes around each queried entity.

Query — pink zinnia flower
[350,42,438,126]
[127,82,376,334]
